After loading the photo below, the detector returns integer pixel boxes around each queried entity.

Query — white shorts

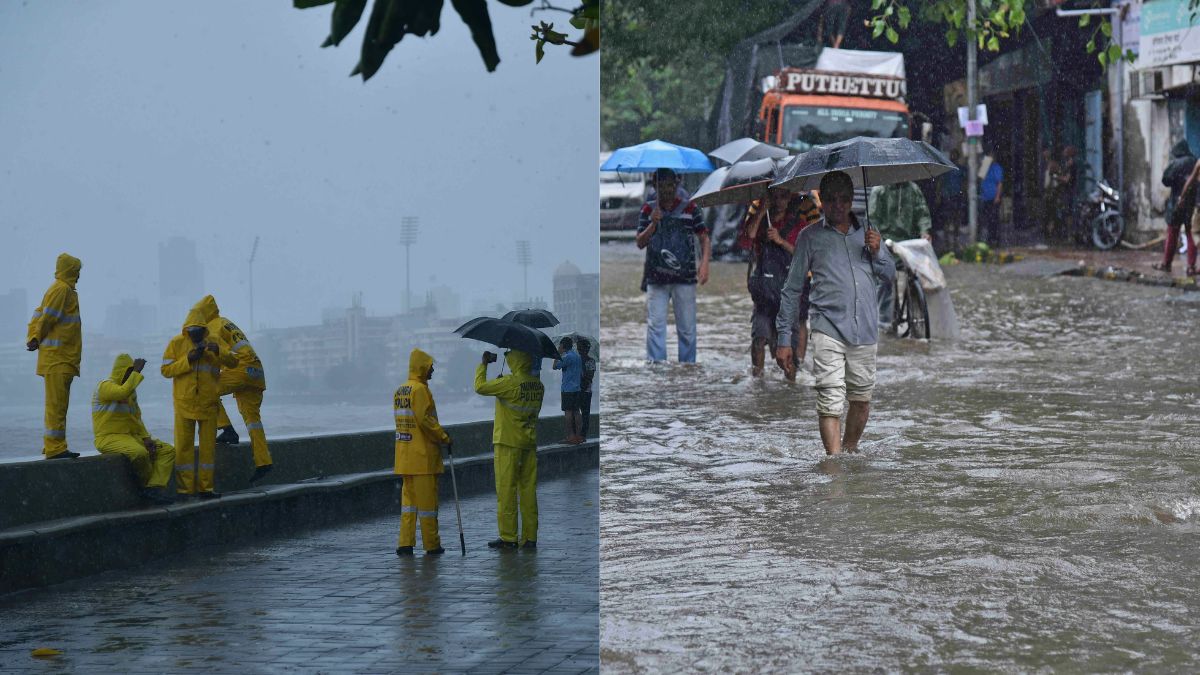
[811,330,877,417]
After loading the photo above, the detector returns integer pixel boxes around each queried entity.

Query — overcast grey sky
[0,1,598,331]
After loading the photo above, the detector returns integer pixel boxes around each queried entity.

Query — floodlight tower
[516,240,532,303]
[248,236,259,332]
[400,216,420,313]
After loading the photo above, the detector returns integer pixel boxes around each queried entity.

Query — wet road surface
[0,470,598,674]
[600,242,1200,672]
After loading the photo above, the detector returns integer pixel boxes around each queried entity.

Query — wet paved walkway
[0,470,599,674]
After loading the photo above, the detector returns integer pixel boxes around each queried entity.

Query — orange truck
[756,49,912,152]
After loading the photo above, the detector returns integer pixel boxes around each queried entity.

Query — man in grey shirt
[775,171,895,455]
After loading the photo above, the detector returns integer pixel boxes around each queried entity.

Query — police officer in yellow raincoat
[26,253,83,459]
[192,295,273,483]
[161,308,237,499]
[394,348,453,556]
[92,353,176,505]
[474,349,545,550]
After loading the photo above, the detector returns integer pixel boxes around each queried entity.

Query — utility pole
[400,216,419,313]
[248,236,259,332]
[966,0,979,246]
[516,240,532,303]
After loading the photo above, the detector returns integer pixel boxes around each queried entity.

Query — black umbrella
[770,136,957,193]
[455,317,559,360]
[501,308,560,329]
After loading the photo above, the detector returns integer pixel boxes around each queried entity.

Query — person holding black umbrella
[775,171,895,455]
[474,349,545,550]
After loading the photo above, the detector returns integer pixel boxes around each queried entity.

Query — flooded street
[600,241,1200,671]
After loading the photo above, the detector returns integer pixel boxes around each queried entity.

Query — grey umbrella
[770,136,957,193]
[708,137,791,165]
[770,136,958,253]
[691,156,791,208]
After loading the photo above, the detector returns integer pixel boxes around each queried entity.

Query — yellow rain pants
[96,435,176,488]
[175,413,217,494]
[216,383,271,468]
[494,444,538,544]
[42,369,74,457]
[398,474,441,551]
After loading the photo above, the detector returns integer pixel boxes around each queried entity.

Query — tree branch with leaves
[294,0,597,82]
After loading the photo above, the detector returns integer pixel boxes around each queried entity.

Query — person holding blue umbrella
[636,168,711,363]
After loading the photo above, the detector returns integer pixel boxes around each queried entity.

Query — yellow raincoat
[28,253,83,457]
[27,253,83,376]
[474,350,544,451]
[394,348,451,551]
[475,350,545,544]
[193,295,271,467]
[394,349,451,475]
[161,308,236,494]
[92,354,175,488]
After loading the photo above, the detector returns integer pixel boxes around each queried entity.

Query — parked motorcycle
[1079,180,1124,250]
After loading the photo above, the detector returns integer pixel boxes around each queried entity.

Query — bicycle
[887,241,930,340]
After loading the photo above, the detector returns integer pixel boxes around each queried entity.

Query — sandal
[1189,266,1198,277]
[1152,262,1172,273]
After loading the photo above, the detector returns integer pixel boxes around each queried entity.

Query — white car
[600,151,646,230]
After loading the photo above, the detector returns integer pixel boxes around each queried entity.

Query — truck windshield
[782,106,910,151]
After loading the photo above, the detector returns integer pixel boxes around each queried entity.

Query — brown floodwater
[600,241,1200,672]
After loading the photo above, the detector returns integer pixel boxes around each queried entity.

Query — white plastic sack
[890,238,946,291]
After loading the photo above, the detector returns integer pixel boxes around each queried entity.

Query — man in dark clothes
[1154,140,1198,273]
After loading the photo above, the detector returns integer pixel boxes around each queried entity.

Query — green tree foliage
[601,0,794,150]
[864,0,1141,65]
[295,0,597,81]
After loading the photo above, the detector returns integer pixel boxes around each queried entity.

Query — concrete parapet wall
[0,415,589,531]
[0,439,598,596]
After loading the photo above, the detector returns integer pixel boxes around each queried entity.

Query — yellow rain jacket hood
[161,308,237,420]
[27,253,83,376]
[394,348,451,475]
[92,353,150,439]
[193,295,266,390]
[474,350,544,450]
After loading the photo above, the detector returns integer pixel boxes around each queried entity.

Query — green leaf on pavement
[987,35,999,51]
[886,26,899,44]
[873,21,886,38]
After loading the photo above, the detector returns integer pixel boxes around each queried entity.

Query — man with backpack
[741,187,817,380]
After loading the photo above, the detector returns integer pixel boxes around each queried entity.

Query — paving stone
[0,470,598,673]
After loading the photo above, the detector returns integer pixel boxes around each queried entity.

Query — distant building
[0,288,27,338]
[420,285,457,321]
[553,260,599,339]
[102,299,157,339]
[158,237,204,330]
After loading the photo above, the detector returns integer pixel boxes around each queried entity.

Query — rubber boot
[216,426,239,445]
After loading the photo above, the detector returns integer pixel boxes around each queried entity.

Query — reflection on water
[600,242,1200,671]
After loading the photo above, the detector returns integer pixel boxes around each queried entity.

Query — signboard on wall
[1139,0,1200,69]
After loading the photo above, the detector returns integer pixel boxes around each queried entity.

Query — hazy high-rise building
[103,299,158,339]
[0,288,28,338]
[553,260,599,339]
[427,285,461,321]
[158,237,204,330]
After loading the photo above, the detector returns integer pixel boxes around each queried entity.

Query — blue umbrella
[600,139,714,174]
